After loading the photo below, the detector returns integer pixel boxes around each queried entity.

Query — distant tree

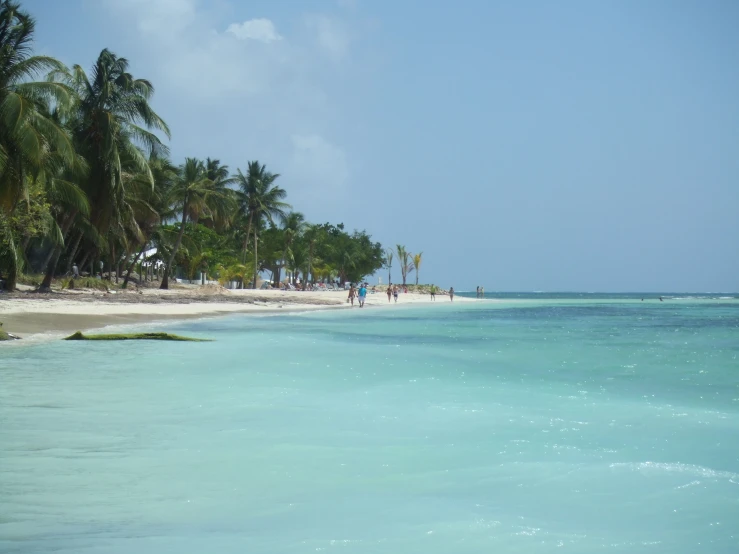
[235,161,289,288]
[396,244,414,285]
[160,158,233,289]
[412,251,423,285]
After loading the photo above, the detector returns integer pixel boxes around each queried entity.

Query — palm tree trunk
[161,209,188,289]
[1,227,19,291]
[415,272,419,286]
[38,211,78,291]
[79,250,91,274]
[308,243,314,285]
[123,243,147,288]
[252,226,259,289]
[65,230,84,274]
[39,247,63,291]
[242,214,253,264]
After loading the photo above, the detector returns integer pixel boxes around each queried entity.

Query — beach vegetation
[64,331,210,341]
[396,244,414,286]
[0,1,389,292]
[412,252,423,286]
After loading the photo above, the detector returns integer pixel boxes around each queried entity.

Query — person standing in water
[449,286,454,301]
[358,283,367,307]
[348,284,356,306]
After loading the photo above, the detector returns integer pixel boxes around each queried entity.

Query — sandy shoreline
[0,285,470,341]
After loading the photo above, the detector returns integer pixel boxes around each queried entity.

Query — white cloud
[99,0,357,218]
[226,18,282,43]
[305,15,350,61]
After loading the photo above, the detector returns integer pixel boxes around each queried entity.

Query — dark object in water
[0,323,21,341]
[64,331,211,342]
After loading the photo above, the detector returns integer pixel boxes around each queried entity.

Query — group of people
[347,283,370,307]
[475,286,485,298]
[348,283,457,307]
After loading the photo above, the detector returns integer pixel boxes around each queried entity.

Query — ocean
[1,295,738,553]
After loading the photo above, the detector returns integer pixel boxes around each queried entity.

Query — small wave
[610,461,739,481]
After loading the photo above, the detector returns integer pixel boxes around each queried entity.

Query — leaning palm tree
[235,161,290,288]
[160,157,233,289]
[0,0,76,290]
[396,244,414,285]
[412,251,423,286]
[38,48,170,290]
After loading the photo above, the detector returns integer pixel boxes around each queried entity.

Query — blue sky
[24,0,739,291]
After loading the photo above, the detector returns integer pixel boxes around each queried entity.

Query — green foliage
[61,276,109,290]
[0,1,402,292]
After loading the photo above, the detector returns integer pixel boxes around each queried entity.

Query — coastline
[0,286,472,342]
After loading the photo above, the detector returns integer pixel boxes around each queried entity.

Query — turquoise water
[1,297,738,553]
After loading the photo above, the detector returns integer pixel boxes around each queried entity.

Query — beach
[0,285,470,340]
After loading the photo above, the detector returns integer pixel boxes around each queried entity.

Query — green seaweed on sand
[0,323,21,341]
[64,331,211,342]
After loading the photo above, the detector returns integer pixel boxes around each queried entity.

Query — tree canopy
[0,0,408,292]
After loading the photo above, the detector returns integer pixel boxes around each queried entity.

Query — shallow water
[1,298,738,553]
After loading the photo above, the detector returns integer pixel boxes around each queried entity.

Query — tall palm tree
[199,157,236,230]
[303,223,323,286]
[412,251,423,286]
[396,244,413,286]
[160,157,233,289]
[235,161,290,288]
[0,0,76,290]
[384,249,393,285]
[278,211,306,284]
[62,48,169,232]
[37,47,170,290]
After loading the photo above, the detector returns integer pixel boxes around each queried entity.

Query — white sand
[0,286,471,340]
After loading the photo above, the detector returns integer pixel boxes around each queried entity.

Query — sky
[23,0,739,291]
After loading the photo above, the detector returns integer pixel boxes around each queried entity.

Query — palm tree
[160,157,233,289]
[412,251,423,286]
[38,47,170,290]
[121,154,177,287]
[396,244,414,286]
[303,223,323,286]
[277,211,306,284]
[200,157,236,230]
[384,249,393,285]
[0,0,76,290]
[235,161,289,288]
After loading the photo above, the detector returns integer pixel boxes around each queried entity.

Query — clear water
[1,297,738,553]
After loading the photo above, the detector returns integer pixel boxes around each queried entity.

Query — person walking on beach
[430,285,436,301]
[480,286,484,298]
[476,286,480,298]
[386,285,392,303]
[449,286,454,302]
[393,285,399,303]
[358,283,367,308]
[348,284,356,306]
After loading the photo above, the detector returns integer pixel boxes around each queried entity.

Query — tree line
[0,1,387,291]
